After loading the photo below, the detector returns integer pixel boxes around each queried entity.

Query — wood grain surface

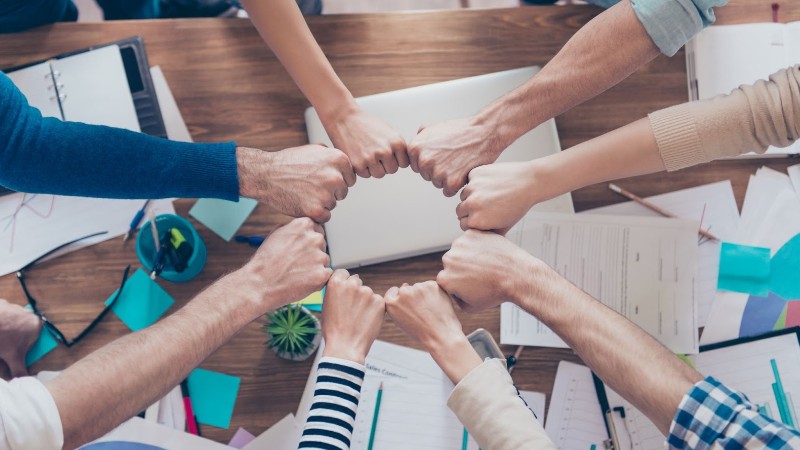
[0,0,797,443]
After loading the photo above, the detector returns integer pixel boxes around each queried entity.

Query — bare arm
[438,231,702,435]
[240,0,407,178]
[46,218,332,448]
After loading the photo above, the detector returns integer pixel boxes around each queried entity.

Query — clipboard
[592,327,800,450]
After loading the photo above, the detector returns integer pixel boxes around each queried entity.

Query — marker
[123,200,151,244]
[367,382,383,450]
[235,235,265,247]
[180,379,200,436]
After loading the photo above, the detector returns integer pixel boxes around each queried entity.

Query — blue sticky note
[106,268,175,331]
[189,197,258,242]
[739,293,787,338]
[718,242,771,296]
[770,233,800,300]
[24,307,58,366]
[187,368,241,429]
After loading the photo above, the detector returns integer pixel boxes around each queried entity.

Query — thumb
[5,353,30,378]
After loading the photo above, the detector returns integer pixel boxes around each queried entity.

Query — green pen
[367,382,384,450]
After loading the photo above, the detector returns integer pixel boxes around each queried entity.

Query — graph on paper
[544,361,607,450]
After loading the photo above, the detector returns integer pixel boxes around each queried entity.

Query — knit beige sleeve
[447,359,556,450]
[649,65,800,171]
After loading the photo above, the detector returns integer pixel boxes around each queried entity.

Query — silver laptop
[305,67,574,268]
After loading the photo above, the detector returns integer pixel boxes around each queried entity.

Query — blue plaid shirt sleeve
[667,377,800,449]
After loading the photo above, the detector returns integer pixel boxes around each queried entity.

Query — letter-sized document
[544,361,607,450]
[83,416,230,450]
[584,181,740,327]
[501,212,699,354]
[602,330,800,450]
[242,414,301,450]
[297,340,463,450]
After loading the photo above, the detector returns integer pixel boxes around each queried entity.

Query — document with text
[501,212,699,354]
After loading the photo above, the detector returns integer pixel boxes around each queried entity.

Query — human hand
[385,281,482,383]
[237,145,356,223]
[407,116,503,197]
[324,107,408,179]
[0,299,42,377]
[241,218,332,311]
[321,269,385,364]
[438,230,543,312]
[457,161,541,234]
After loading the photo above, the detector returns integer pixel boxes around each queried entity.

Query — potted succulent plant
[265,304,321,361]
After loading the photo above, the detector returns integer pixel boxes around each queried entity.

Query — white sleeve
[0,377,63,450]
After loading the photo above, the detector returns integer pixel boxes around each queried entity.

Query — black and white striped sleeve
[298,356,365,450]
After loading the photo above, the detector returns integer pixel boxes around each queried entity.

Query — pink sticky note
[786,301,800,328]
[228,427,256,449]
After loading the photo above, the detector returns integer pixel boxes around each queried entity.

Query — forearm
[477,0,659,154]
[46,269,271,449]
[514,261,702,434]
[241,0,355,122]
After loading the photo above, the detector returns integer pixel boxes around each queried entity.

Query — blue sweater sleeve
[0,71,240,200]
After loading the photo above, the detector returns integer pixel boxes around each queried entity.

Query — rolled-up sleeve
[0,377,63,450]
[631,0,727,56]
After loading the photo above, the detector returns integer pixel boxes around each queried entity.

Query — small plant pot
[266,305,321,362]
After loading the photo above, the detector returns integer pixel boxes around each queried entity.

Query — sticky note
[786,301,800,328]
[294,289,324,312]
[739,293,787,338]
[229,427,256,449]
[189,197,258,242]
[187,368,240,429]
[106,268,175,331]
[718,242,771,296]
[24,307,58,366]
[770,233,800,300]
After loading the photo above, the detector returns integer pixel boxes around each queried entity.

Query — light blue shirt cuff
[631,0,727,56]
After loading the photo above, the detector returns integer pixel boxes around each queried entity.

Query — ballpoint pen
[122,200,151,244]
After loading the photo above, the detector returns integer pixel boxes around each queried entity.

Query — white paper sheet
[520,390,547,426]
[544,361,607,450]
[584,181,740,327]
[788,164,800,193]
[501,212,699,353]
[150,66,192,143]
[6,62,63,119]
[242,414,301,450]
[83,416,230,450]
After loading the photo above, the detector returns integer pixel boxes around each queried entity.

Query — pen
[367,382,383,450]
[608,183,719,241]
[461,427,469,450]
[235,235,265,247]
[122,200,151,245]
[148,209,161,253]
[180,379,201,436]
[508,345,525,374]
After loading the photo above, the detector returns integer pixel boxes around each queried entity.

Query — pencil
[367,382,383,450]
[508,345,524,374]
[461,427,469,450]
[608,183,719,241]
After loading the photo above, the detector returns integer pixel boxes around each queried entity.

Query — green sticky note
[187,368,241,429]
[105,268,175,331]
[718,242,771,296]
[24,307,58,366]
[189,197,258,242]
[770,233,800,300]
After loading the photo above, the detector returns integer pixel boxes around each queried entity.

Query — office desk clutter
[3,3,800,449]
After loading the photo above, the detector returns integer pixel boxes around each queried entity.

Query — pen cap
[136,214,206,283]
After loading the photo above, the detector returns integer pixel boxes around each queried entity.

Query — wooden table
[1,0,798,443]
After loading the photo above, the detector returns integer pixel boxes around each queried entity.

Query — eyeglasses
[16,231,131,348]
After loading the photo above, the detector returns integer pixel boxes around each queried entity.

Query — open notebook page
[544,361,607,450]
[602,332,800,450]
[6,62,63,119]
[52,44,140,131]
[583,181,740,327]
[501,212,699,354]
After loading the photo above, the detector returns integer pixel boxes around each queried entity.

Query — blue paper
[106,268,175,331]
[189,197,258,242]
[187,368,241,429]
[718,242,771,296]
[770,233,800,300]
[24,306,58,366]
[739,293,787,338]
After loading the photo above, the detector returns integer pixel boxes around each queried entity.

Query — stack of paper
[703,165,800,345]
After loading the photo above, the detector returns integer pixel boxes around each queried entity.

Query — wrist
[322,341,367,365]
[474,92,539,156]
[236,146,269,199]
[427,334,483,384]
[315,90,359,128]
[228,264,282,316]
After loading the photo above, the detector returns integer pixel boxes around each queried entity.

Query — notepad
[544,361,607,450]
[501,212,699,353]
[6,45,140,131]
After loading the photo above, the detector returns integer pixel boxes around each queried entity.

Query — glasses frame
[16,231,131,348]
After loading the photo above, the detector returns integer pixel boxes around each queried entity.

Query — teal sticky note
[187,368,241,429]
[770,233,800,300]
[106,268,175,331]
[24,307,58,366]
[189,197,258,242]
[718,242,771,296]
